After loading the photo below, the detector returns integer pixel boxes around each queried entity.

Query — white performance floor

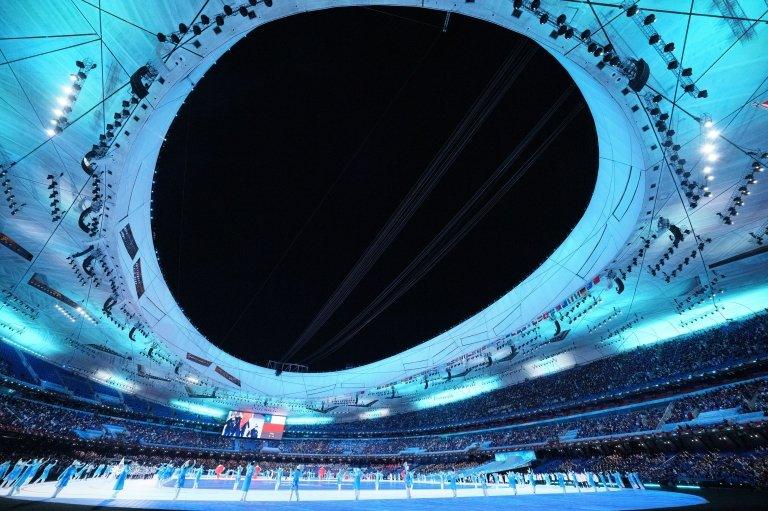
[3,477,708,510]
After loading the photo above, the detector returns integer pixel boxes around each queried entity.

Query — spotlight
[216,15,225,26]
[626,4,638,17]
[531,0,541,9]
[200,14,210,24]
[264,0,273,6]
[539,13,549,24]
[649,34,660,45]
[156,33,167,42]
[239,6,248,16]
[663,42,675,52]
[223,5,233,15]
[178,23,188,34]
[643,14,656,25]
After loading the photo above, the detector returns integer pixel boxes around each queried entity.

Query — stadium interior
[1,1,768,510]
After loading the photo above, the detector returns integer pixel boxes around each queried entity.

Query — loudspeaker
[628,58,650,92]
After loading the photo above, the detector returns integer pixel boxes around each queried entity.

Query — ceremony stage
[1,478,707,510]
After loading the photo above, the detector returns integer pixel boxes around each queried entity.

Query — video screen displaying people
[220,411,286,439]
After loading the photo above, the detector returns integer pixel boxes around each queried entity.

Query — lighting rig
[588,308,622,334]
[1,163,25,216]
[46,173,63,222]
[674,275,725,315]
[1,290,39,321]
[0,322,25,335]
[511,0,650,92]
[156,0,274,44]
[46,60,96,137]
[596,314,644,348]
[680,306,723,328]
[559,295,602,326]
[623,2,707,98]
[640,93,709,210]
[716,158,764,225]
[80,64,159,177]
[53,303,77,323]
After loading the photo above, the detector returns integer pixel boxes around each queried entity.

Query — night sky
[153,7,597,371]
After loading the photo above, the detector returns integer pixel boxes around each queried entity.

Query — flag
[261,415,286,439]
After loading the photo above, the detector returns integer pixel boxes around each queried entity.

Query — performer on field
[507,471,517,495]
[1,459,27,488]
[34,460,58,484]
[8,459,42,496]
[598,472,609,490]
[233,464,243,490]
[449,469,458,497]
[193,464,204,489]
[52,462,80,498]
[240,463,255,502]
[111,461,132,499]
[288,465,303,502]
[480,472,488,496]
[345,468,359,500]
[173,460,193,500]
[404,464,414,499]
[275,466,284,491]
[557,472,566,493]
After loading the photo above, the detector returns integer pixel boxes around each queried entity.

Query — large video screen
[221,411,286,440]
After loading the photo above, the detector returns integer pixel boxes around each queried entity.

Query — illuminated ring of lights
[110,1,647,400]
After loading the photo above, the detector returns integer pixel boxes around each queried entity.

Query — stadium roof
[1,0,767,420]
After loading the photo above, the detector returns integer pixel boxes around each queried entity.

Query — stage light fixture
[156,33,167,42]
[223,5,233,15]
